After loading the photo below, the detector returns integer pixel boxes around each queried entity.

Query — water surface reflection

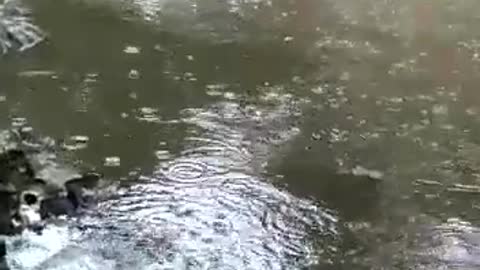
[6,89,339,269]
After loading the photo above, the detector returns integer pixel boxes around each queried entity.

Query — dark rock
[0,147,101,234]
[40,196,77,219]
[0,240,8,270]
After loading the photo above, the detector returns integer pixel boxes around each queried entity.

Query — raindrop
[205,85,223,96]
[466,107,478,115]
[413,179,442,186]
[104,156,121,167]
[62,135,89,151]
[291,76,305,85]
[128,69,140,79]
[311,133,322,141]
[183,72,197,81]
[351,166,384,180]
[284,36,294,42]
[154,150,171,160]
[129,92,138,100]
[153,44,166,52]
[223,92,236,100]
[311,86,324,95]
[11,117,27,127]
[17,70,56,77]
[0,95,5,102]
[432,104,448,115]
[136,107,160,123]
[124,46,141,54]
[339,72,350,81]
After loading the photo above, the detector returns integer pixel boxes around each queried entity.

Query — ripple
[92,97,337,269]
[158,158,226,185]
[97,173,338,269]
[3,93,337,269]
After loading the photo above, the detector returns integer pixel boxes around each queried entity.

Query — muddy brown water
[2,0,480,269]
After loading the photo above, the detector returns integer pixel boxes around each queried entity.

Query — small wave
[89,96,338,269]
[3,91,337,269]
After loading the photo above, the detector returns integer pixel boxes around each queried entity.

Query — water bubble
[311,133,322,141]
[11,117,27,127]
[124,46,141,54]
[153,44,166,52]
[223,92,237,100]
[466,107,478,115]
[128,69,140,79]
[129,92,138,100]
[17,70,56,77]
[432,104,448,115]
[284,36,294,42]
[154,150,171,160]
[136,107,160,123]
[339,72,350,81]
[311,86,324,95]
[205,85,224,96]
[62,135,89,151]
[104,156,121,167]
[413,179,443,186]
[351,166,384,180]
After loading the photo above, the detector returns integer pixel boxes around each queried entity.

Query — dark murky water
[2,0,480,269]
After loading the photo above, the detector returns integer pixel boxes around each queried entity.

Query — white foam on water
[4,223,164,270]
[5,226,72,269]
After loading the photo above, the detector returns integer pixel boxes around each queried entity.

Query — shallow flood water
[2,0,480,269]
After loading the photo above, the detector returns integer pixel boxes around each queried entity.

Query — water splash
[95,96,338,269]
[4,89,338,269]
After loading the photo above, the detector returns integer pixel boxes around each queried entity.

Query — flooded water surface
[2,0,480,269]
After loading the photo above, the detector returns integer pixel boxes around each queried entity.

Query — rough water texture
[4,90,339,269]
[3,0,480,269]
